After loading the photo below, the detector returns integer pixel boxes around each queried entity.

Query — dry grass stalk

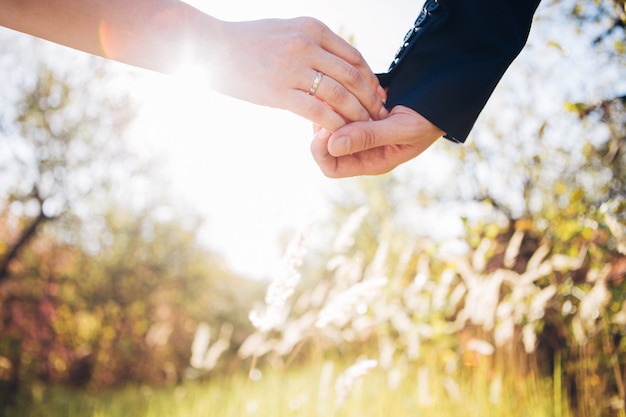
[189,322,211,370]
[417,366,433,406]
[333,206,369,253]
[577,265,611,339]
[504,229,525,268]
[316,277,387,329]
[466,338,495,356]
[317,361,334,413]
[334,358,377,409]
[602,204,626,255]
[249,222,314,332]
[190,322,233,371]
[456,266,504,331]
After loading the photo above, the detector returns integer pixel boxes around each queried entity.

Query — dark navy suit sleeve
[377,0,541,143]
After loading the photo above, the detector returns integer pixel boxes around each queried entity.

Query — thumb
[327,118,397,157]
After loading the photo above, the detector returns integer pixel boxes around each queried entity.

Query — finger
[318,29,382,98]
[308,71,372,123]
[327,107,442,156]
[311,129,399,178]
[295,17,381,96]
[315,30,387,120]
[327,117,401,157]
[286,89,347,132]
[312,108,444,178]
[316,53,387,121]
[310,128,342,178]
[312,132,432,178]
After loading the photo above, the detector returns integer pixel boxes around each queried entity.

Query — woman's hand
[206,17,388,132]
[0,0,387,132]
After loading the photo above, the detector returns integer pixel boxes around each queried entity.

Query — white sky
[119,0,625,280]
[127,0,426,279]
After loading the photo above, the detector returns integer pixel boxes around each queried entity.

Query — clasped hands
[303,29,445,178]
[310,105,444,178]
[210,17,444,178]
[0,5,443,178]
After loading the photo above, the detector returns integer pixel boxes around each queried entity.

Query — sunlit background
[119,0,626,278]
[126,0,431,278]
[1,0,625,415]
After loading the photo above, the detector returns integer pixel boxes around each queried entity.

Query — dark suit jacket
[378,0,541,143]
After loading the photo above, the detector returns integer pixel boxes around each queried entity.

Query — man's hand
[311,105,444,178]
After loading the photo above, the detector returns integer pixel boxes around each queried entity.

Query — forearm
[0,0,223,72]
[1,1,387,132]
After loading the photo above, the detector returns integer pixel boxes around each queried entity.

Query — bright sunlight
[121,0,419,279]
[127,58,332,279]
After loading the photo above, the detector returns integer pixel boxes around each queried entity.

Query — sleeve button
[403,27,415,43]
[414,11,427,26]
[425,0,439,11]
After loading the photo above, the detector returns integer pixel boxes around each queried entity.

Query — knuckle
[306,101,326,120]
[329,83,347,103]
[298,16,325,34]
[358,90,379,111]
[368,96,383,114]
[355,108,370,122]
[288,31,310,50]
[361,129,377,150]
[328,83,369,122]
[320,164,341,178]
[347,48,364,65]
[345,65,362,86]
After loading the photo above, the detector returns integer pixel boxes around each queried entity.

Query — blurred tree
[0,33,264,404]
[411,1,626,413]
[0,61,136,282]
[455,2,624,414]
[0,33,140,402]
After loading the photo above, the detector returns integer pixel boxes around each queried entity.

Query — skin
[208,17,388,130]
[1,0,443,178]
[0,0,387,132]
[311,105,444,178]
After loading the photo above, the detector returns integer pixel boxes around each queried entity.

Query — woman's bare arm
[0,0,387,131]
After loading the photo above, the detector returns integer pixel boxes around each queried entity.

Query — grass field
[5,358,569,417]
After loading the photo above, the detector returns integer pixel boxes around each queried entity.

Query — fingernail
[330,136,351,156]
[378,106,389,120]
[377,86,387,102]
[316,128,332,140]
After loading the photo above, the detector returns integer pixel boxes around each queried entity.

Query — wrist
[187,15,238,90]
